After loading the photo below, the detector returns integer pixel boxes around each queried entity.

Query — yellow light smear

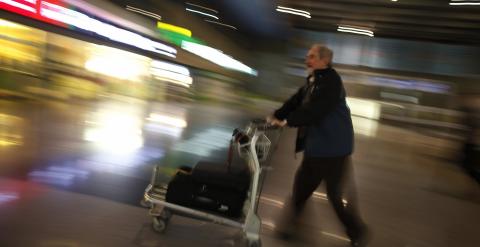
[0,139,22,146]
[157,22,192,37]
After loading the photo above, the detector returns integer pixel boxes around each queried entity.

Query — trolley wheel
[248,240,261,247]
[152,217,167,233]
[152,209,172,233]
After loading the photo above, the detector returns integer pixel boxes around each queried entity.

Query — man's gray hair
[312,44,333,67]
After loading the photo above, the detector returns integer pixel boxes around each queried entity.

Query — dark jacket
[273,67,354,157]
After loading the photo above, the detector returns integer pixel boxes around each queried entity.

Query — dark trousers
[291,155,364,238]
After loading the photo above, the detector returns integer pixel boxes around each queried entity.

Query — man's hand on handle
[266,115,287,127]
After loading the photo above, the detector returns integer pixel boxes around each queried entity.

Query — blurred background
[0,0,479,246]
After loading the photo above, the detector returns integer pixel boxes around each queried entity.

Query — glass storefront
[0,18,193,101]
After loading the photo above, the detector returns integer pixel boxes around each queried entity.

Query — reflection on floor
[0,99,479,247]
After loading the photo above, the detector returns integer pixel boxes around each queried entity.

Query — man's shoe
[274,225,299,241]
[350,226,371,247]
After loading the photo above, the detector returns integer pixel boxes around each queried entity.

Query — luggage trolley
[142,119,276,247]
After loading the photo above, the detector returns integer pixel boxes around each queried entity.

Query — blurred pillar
[245,39,299,100]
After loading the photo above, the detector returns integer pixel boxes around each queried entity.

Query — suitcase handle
[226,129,250,170]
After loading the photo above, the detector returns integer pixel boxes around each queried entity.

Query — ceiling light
[126,5,162,20]
[276,6,311,18]
[277,6,310,15]
[186,2,218,13]
[186,8,219,19]
[204,19,237,30]
[337,26,374,37]
[337,29,374,37]
[338,26,374,35]
[449,1,480,5]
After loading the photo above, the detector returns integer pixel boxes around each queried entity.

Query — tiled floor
[0,99,479,246]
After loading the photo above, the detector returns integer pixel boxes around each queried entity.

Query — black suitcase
[191,161,250,192]
[191,130,251,192]
[165,129,251,218]
[166,168,247,218]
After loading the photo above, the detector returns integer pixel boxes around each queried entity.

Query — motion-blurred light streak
[276,6,311,18]
[181,40,257,76]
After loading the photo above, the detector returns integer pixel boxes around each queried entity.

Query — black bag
[191,129,251,192]
[166,168,247,218]
[165,129,251,218]
[191,161,250,192]
[165,169,198,207]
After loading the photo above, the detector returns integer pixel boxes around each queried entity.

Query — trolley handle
[249,118,280,131]
[264,124,280,131]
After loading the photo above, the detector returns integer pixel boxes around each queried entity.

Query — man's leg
[292,157,324,215]
[277,157,323,238]
[324,156,367,244]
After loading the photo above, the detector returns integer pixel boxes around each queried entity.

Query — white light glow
[0,18,27,28]
[145,111,187,138]
[147,114,188,128]
[181,41,257,76]
[39,1,176,57]
[261,221,276,229]
[0,0,36,12]
[337,26,374,37]
[48,166,89,179]
[85,47,149,81]
[276,6,311,18]
[151,69,193,87]
[313,192,348,205]
[151,60,192,87]
[346,97,380,120]
[145,123,183,138]
[186,8,219,19]
[0,192,18,204]
[29,170,75,186]
[173,128,231,157]
[84,112,143,153]
[260,196,284,208]
[380,92,418,104]
[321,232,350,242]
[85,59,137,80]
[260,220,350,242]
[126,5,162,20]
[351,116,378,137]
[28,166,90,187]
[151,60,190,76]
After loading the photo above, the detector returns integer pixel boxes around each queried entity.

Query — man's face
[305,47,328,75]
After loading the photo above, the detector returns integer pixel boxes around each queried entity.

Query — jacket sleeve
[273,86,304,120]
[286,72,343,127]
